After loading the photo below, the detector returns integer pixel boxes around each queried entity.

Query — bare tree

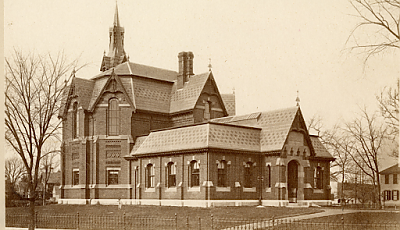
[5,156,26,191]
[348,0,400,62]
[343,107,388,208]
[40,147,61,205]
[5,50,81,230]
[307,115,357,203]
[377,79,399,135]
[324,127,357,204]
[377,79,399,158]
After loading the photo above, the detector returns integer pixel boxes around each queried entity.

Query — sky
[4,0,399,166]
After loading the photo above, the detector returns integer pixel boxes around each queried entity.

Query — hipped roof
[61,61,223,115]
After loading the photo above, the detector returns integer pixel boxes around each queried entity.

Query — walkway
[223,208,400,230]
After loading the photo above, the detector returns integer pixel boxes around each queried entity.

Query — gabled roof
[170,72,210,113]
[59,77,95,118]
[310,135,334,159]
[380,164,400,175]
[130,122,261,156]
[93,61,178,82]
[88,69,135,112]
[213,107,299,152]
[73,78,95,109]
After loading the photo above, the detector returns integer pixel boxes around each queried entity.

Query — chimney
[186,51,194,78]
[178,52,187,89]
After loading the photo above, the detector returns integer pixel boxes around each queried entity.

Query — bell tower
[100,2,128,71]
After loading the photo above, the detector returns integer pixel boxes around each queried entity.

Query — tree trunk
[29,198,35,230]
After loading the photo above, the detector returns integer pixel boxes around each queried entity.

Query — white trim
[73,168,79,172]
[59,199,331,207]
[165,187,177,192]
[145,188,156,192]
[313,189,324,194]
[216,187,231,192]
[275,183,287,188]
[243,187,256,192]
[188,186,201,192]
[107,167,121,171]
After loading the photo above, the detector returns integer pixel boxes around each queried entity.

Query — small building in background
[380,163,400,207]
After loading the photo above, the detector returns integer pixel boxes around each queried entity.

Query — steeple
[100,2,128,72]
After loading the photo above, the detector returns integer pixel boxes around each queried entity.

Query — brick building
[58,4,334,207]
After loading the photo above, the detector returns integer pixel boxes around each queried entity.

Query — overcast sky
[4,0,399,165]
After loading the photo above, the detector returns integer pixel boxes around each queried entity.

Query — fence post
[77,212,80,230]
[341,213,344,230]
[175,213,178,230]
[198,217,201,230]
[272,215,275,229]
[211,214,213,230]
[123,212,126,230]
[186,216,189,230]
[35,211,38,228]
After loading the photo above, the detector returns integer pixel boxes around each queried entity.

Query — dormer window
[108,98,119,136]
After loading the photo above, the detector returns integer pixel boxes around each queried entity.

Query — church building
[58,4,334,207]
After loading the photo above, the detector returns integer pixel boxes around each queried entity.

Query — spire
[100,2,128,71]
[113,2,120,27]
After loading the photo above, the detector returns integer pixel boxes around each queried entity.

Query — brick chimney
[178,51,194,89]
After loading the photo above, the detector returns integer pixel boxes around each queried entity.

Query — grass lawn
[304,212,400,223]
[7,204,322,229]
[6,204,321,219]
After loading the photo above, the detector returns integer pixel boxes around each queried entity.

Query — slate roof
[170,72,210,113]
[73,78,95,110]
[310,135,334,159]
[72,61,216,114]
[213,107,299,152]
[131,123,261,156]
[380,164,400,174]
[93,61,178,82]
[221,94,236,116]
[58,77,95,117]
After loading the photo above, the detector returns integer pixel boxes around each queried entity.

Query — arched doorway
[287,160,299,203]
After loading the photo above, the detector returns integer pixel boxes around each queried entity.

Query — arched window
[266,165,271,188]
[167,162,176,188]
[244,162,253,188]
[72,102,78,138]
[217,161,227,187]
[190,161,200,187]
[314,166,323,189]
[146,164,155,188]
[108,98,119,136]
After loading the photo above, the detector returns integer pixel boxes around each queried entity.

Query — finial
[296,90,300,107]
[208,58,212,71]
[232,87,235,95]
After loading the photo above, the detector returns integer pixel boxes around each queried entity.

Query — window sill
[106,184,120,188]
[243,187,256,192]
[145,188,156,192]
[188,186,200,192]
[165,187,177,192]
[216,187,231,192]
[313,189,324,193]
